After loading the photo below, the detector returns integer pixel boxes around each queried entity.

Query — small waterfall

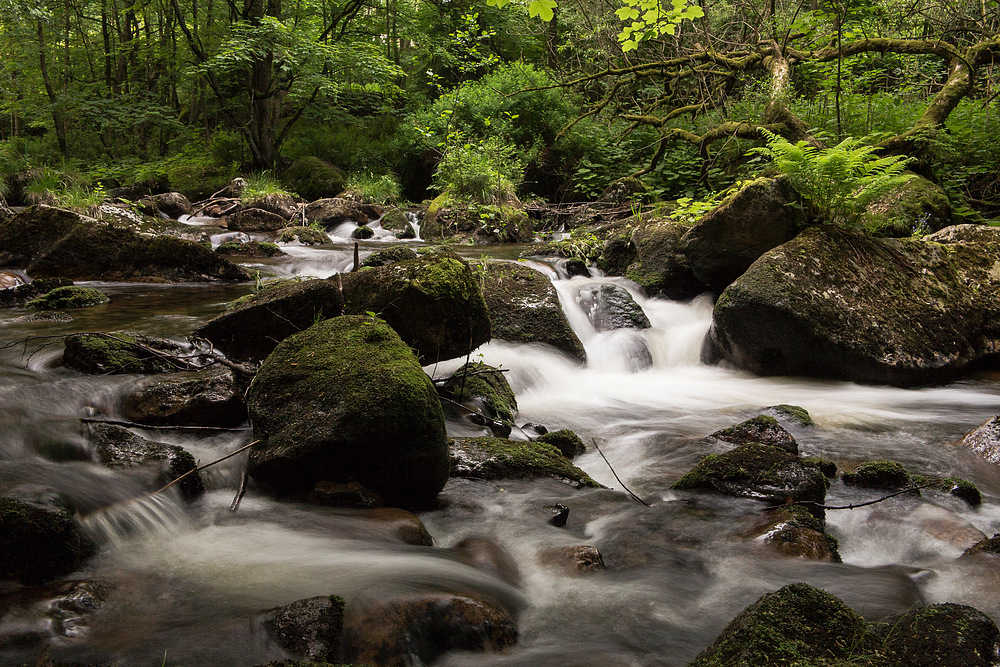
[406,211,422,240]
[80,492,190,544]
[266,246,355,278]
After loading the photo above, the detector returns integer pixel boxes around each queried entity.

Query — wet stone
[711,415,798,454]
[538,545,607,573]
[264,594,345,663]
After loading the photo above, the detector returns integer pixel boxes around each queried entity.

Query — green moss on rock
[438,362,517,427]
[280,156,345,201]
[770,404,815,426]
[451,436,601,488]
[277,226,331,245]
[215,241,284,257]
[843,460,913,491]
[26,285,109,310]
[536,429,587,459]
[63,331,187,374]
[911,474,982,506]
[712,415,798,454]
[361,246,418,268]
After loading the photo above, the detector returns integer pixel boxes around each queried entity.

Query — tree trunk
[37,21,68,155]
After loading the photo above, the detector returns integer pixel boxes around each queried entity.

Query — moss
[0,277,73,308]
[712,415,798,453]
[276,225,330,245]
[362,246,418,268]
[536,429,587,458]
[963,533,1000,557]
[352,224,375,239]
[870,603,1000,667]
[26,285,109,310]
[280,156,345,201]
[62,331,185,374]
[843,459,913,491]
[802,457,838,478]
[440,362,517,425]
[215,241,284,257]
[911,474,982,506]
[771,404,815,426]
[451,436,601,488]
[379,207,409,231]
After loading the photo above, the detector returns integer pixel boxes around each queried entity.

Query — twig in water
[230,470,250,511]
[81,417,249,433]
[763,482,937,512]
[592,439,650,506]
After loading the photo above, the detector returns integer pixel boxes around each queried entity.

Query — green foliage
[240,173,295,202]
[750,130,914,228]
[345,172,402,205]
[615,0,704,51]
[21,167,105,210]
[432,134,522,204]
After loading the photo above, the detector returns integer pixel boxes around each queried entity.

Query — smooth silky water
[2,241,1000,666]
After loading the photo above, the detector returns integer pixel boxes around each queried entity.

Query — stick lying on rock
[763,482,937,511]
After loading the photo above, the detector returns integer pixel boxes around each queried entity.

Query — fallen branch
[230,470,250,511]
[81,417,249,432]
[593,439,650,507]
[763,482,936,512]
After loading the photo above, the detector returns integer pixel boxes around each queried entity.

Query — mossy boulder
[0,277,73,308]
[378,207,409,232]
[437,362,517,433]
[276,226,330,245]
[577,283,650,331]
[340,254,490,364]
[63,331,189,375]
[535,429,587,459]
[599,219,707,300]
[870,603,1000,667]
[0,497,97,584]
[866,173,952,236]
[194,278,344,363]
[352,224,375,239]
[120,368,246,427]
[711,415,798,454]
[911,475,982,506]
[0,205,249,282]
[477,260,586,362]
[280,156,346,201]
[750,505,841,562]
[688,583,868,667]
[361,246,418,268]
[681,177,805,292]
[474,208,534,244]
[450,436,601,488]
[706,224,1000,386]
[962,533,1000,558]
[226,207,289,232]
[215,240,284,257]
[768,404,814,426]
[305,198,376,226]
[422,195,532,243]
[672,443,827,505]
[247,316,450,507]
[89,423,205,501]
[26,285,109,310]
[264,594,346,663]
[842,460,913,491]
[137,192,192,219]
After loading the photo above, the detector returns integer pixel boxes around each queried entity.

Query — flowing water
[2,230,1000,666]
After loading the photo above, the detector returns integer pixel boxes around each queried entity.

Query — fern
[751,129,914,229]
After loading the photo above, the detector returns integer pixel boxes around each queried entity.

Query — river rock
[226,207,289,232]
[706,224,1000,386]
[0,497,97,584]
[341,253,490,364]
[599,219,706,300]
[535,429,586,458]
[309,481,384,509]
[447,536,520,587]
[710,415,798,454]
[26,285,109,310]
[477,260,586,362]
[120,367,245,427]
[843,459,913,491]
[264,594,345,662]
[240,193,296,220]
[0,277,73,308]
[437,362,517,435]
[911,475,982,506]
[870,603,1000,667]
[247,316,450,507]
[194,278,344,363]
[538,545,607,573]
[361,246,418,267]
[450,437,600,489]
[63,331,193,375]
[748,505,841,562]
[138,192,192,219]
[577,283,650,331]
[89,423,205,501]
[379,207,409,232]
[305,197,374,226]
[866,173,952,236]
[959,415,1000,464]
[280,156,345,201]
[215,240,284,257]
[962,533,1000,558]
[767,403,814,426]
[341,594,517,666]
[671,443,827,505]
[681,177,804,292]
[0,579,113,645]
[0,205,249,282]
[276,226,330,245]
[352,224,374,239]
[0,269,25,288]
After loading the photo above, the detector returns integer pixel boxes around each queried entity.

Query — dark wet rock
[240,193,296,220]
[448,536,520,587]
[361,246,418,268]
[280,156,346,201]
[247,316,450,507]
[577,283,650,332]
[0,204,13,222]
[194,278,344,363]
[352,224,374,239]
[867,173,953,236]
[305,198,375,226]
[0,579,113,643]
[911,475,982,507]
[450,437,601,489]
[226,207,289,232]
[801,457,837,478]
[710,415,798,454]
[477,260,586,362]
[681,177,804,293]
[749,505,841,562]
[0,277,73,308]
[0,497,97,584]
[871,602,1000,667]
[962,533,1000,558]
[706,224,1000,386]
[437,363,517,433]
[341,254,490,364]
[768,403,814,426]
[959,415,1000,464]
[120,367,246,427]
[378,207,409,232]
[549,503,569,527]
[538,545,607,573]
[63,331,190,375]
[843,459,913,491]
[341,594,517,666]
[89,423,205,501]
[137,192,192,219]
[671,443,827,505]
[309,481,384,509]
[276,226,330,245]
[688,583,867,666]
[215,240,284,257]
[535,429,586,459]
[601,219,707,300]
[559,257,591,278]
[265,594,345,663]
[26,286,109,310]
[0,206,248,283]
[362,508,434,546]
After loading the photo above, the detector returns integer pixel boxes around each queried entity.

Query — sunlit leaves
[527,0,557,21]
[616,0,703,51]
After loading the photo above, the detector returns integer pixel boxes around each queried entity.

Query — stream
[2,228,1000,666]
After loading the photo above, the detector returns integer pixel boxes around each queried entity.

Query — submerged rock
[450,437,601,489]
[477,260,586,362]
[0,497,97,584]
[538,545,607,573]
[707,224,1000,386]
[0,578,113,645]
[194,278,344,363]
[308,481,384,509]
[710,415,798,454]
[89,423,205,501]
[447,536,521,587]
[577,283,650,331]
[264,594,345,663]
[247,316,450,507]
[63,331,191,375]
[26,285,109,310]
[0,205,248,282]
[341,253,490,364]
[120,367,246,427]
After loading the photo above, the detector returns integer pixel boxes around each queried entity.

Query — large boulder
[0,277,73,308]
[280,156,346,201]
[226,208,289,232]
[0,206,249,282]
[681,177,804,292]
[600,219,707,300]
[870,603,1000,667]
[0,497,97,584]
[437,362,517,435]
[63,331,193,375]
[341,253,490,364]
[577,283,650,331]
[304,197,377,226]
[706,224,1000,386]
[26,285,109,310]
[194,278,345,363]
[89,424,205,500]
[477,260,586,362]
[866,173,953,236]
[120,367,246,427]
[247,316,450,507]
[138,192,192,219]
